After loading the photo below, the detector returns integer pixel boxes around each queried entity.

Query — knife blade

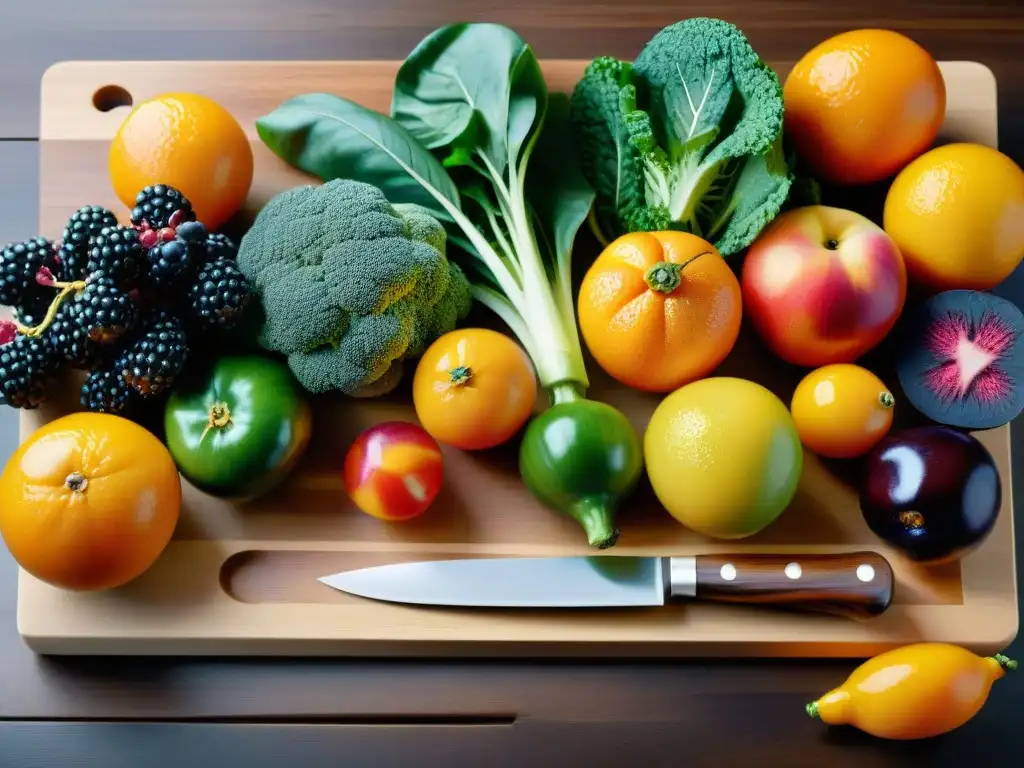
[318,551,894,619]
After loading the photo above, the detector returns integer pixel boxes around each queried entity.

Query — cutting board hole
[93,85,133,113]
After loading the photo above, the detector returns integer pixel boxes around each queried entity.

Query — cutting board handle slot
[93,85,133,113]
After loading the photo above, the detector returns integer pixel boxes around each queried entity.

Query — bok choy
[256,22,643,547]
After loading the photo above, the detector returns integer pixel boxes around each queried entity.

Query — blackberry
[0,335,58,409]
[81,361,140,415]
[0,237,55,307]
[14,286,59,328]
[117,310,189,395]
[185,258,252,330]
[70,276,137,345]
[144,237,193,289]
[203,233,238,262]
[175,220,208,244]
[44,299,99,369]
[131,185,195,230]
[87,226,143,287]
[58,205,119,281]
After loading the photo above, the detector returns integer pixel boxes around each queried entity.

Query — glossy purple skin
[859,426,1001,563]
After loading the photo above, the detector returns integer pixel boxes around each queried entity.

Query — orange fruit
[413,328,537,450]
[790,364,895,459]
[109,92,254,231]
[884,142,1024,291]
[578,232,742,393]
[784,29,946,185]
[0,412,182,591]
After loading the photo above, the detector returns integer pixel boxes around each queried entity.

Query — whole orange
[884,142,1024,291]
[790,364,895,459]
[784,29,946,185]
[109,92,254,231]
[578,232,742,393]
[0,412,181,591]
[413,328,538,450]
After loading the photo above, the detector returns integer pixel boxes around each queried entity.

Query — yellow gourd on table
[807,642,1015,739]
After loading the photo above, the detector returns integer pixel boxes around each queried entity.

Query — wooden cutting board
[15,59,1017,657]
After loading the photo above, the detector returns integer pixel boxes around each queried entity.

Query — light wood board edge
[18,59,1017,657]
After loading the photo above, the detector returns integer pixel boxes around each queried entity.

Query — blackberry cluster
[81,359,139,416]
[0,237,57,307]
[59,205,119,281]
[0,336,58,409]
[132,184,194,230]
[87,226,143,287]
[46,300,100,370]
[117,311,188,395]
[0,185,253,416]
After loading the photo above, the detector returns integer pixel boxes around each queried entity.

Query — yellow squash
[807,642,1015,739]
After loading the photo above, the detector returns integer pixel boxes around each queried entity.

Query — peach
[741,206,907,367]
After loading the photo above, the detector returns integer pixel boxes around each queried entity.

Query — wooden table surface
[1,2,1022,765]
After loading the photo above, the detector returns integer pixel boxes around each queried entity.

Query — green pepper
[164,355,313,499]
[519,387,644,548]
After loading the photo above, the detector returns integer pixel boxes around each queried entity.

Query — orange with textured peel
[884,142,1024,291]
[578,231,742,393]
[0,412,181,591]
[109,92,254,231]
[784,29,946,185]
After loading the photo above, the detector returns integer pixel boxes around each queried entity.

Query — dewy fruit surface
[578,231,742,392]
[740,205,907,367]
[790,364,895,459]
[808,642,1014,740]
[644,377,803,540]
[0,412,181,591]
[783,28,946,184]
[109,92,254,231]
[884,142,1024,291]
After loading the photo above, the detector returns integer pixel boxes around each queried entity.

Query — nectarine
[741,206,907,367]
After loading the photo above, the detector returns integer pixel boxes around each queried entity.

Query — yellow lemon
[883,142,1024,291]
[644,377,803,539]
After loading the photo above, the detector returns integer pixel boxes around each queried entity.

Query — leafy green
[256,93,460,224]
[257,22,595,393]
[569,17,794,256]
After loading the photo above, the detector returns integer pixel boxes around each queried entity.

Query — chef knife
[318,551,894,619]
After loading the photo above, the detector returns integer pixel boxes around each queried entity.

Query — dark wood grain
[0,0,1022,153]
[693,552,895,619]
[0,2,1023,766]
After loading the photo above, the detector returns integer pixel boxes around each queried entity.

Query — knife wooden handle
[683,551,894,619]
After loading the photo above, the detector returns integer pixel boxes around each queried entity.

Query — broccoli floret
[570,17,795,256]
[236,179,472,397]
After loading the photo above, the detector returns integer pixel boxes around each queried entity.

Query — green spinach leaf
[527,93,596,271]
[256,93,460,221]
[391,22,534,177]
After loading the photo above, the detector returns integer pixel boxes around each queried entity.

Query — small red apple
[741,206,908,367]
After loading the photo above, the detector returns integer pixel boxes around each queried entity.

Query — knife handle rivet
[784,562,802,580]
[856,564,876,583]
[720,563,737,581]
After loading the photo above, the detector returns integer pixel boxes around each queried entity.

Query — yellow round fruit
[644,377,803,539]
[791,364,895,459]
[883,142,1024,291]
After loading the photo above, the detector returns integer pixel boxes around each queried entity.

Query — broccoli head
[236,179,472,397]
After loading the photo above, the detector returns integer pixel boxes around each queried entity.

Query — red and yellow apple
[741,206,907,367]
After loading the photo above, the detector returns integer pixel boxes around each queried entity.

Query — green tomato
[164,355,313,499]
